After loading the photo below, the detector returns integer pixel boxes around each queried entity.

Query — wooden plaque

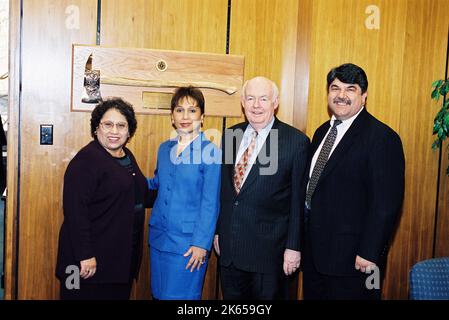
[71,45,245,117]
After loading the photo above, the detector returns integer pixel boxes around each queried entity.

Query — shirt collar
[169,131,204,150]
[330,107,364,129]
[246,117,275,140]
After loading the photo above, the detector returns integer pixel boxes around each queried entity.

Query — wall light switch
[40,124,53,145]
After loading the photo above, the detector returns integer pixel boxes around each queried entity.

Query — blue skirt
[150,247,208,300]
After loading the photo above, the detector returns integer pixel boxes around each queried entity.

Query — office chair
[409,257,449,300]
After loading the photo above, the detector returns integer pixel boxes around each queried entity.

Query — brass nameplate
[142,91,172,110]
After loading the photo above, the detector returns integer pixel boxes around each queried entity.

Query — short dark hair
[327,63,368,93]
[170,86,205,114]
[90,97,137,139]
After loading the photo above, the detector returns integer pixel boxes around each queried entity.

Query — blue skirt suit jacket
[148,132,221,298]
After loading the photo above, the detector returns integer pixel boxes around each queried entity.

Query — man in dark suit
[302,63,405,299]
[214,76,310,299]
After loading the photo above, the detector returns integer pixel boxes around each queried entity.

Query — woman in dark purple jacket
[56,98,154,299]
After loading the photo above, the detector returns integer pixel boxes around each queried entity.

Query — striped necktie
[233,131,258,194]
[305,120,342,209]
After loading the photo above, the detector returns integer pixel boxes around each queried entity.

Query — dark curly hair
[90,97,137,139]
[170,86,205,114]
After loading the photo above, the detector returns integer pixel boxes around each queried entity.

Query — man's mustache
[333,98,351,105]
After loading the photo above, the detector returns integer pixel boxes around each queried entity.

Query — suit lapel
[238,118,279,196]
[311,124,329,159]
[316,109,369,186]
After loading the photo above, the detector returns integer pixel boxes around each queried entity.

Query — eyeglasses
[99,121,128,132]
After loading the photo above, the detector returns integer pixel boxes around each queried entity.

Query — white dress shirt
[308,107,365,180]
[235,117,275,186]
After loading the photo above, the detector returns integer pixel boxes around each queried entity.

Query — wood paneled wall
[392,0,449,298]
[5,0,449,300]
[4,0,21,300]
[305,0,449,299]
[15,0,98,299]
[228,0,300,127]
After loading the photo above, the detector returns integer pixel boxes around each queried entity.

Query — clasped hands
[184,246,207,272]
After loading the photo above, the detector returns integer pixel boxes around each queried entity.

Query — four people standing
[57,65,404,300]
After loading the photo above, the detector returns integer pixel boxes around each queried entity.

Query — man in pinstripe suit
[214,76,310,299]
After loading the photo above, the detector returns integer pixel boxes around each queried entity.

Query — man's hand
[283,249,301,276]
[355,255,376,273]
[213,235,220,256]
[80,257,97,279]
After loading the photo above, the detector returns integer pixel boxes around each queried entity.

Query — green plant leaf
[435,109,444,121]
[433,119,441,134]
[432,79,443,88]
[431,88,440,100]
[444,113,449,128]
[442,80,449,93]
[430,80,449,167]
[433,125,439,134]
[443,124,449,136]
[439,83,449,96]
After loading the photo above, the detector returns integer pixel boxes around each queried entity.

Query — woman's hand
[183,246,207,272]
[80,257,97,279]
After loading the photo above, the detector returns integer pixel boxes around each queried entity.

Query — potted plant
[431,78,449,175]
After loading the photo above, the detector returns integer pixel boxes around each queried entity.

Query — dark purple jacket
[55,140,154,283]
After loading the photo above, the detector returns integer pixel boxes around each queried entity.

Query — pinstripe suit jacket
[216,117,310,274]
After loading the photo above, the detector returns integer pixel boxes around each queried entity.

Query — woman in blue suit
[148,87,221,300]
